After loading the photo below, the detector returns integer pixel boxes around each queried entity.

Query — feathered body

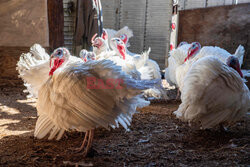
[35,58,159,140]
[193,45,244,67]
[174,56,249,129]
[165,43,191,86]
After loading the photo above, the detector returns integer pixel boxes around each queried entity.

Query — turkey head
[79,49,96,62]
[91,29,108,49]
[49,47,70,76]
[226,56,243,78]
[184,42,201,62]
[110,38,126,60]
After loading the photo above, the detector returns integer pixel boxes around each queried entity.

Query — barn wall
[178,4,250,68]
[0,0,64,85]
[0,0,49,47]
[102,0,173,69]
[178,0,250,10]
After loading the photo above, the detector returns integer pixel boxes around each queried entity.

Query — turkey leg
[82,129,94,157]
[72,129,94,157]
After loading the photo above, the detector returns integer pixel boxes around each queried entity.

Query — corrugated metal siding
[102,0,120,29]
[144,0,173,68]
[178,0,250,10]
[63,0,76,53]
[102,0,173,69]
[120,0,147,53]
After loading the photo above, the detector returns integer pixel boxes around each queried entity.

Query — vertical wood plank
[48,0,64,51]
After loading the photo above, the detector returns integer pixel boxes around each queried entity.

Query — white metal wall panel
[237,0,250,3]
[207,0,226,7]
[102,0,173,69]
[120,0,147,53]
[184,0,206,9]
[102,0,120,29]
[224,0,235,5]
[144,0,173,68]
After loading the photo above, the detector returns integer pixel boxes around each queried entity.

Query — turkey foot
[82,129,94,157]
[70,129,94,157]
[72,131,89,153]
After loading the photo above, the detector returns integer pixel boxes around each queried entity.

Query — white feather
[34,59,159,140]
[174,56,250,129]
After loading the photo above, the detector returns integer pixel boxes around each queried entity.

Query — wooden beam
[47,0,64,51]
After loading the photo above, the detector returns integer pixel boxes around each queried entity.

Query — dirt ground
[0,85,249,167]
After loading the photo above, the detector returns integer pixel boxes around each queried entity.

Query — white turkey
[167,42,246,92]
[17,44,83,98]
[86,34,142,80]
[91,26,133,58]
[16,44,50,98]
[164,42,193,87]
[174,55,250,129]
[34,47,160,157]
[91,30,110,57]
[175,42,202,91]
[177,44,247,92]
[110,37,167,99]
[105,26,133,48]
[118,33,162,80]
[192,44,245,67]
[79,49,96,62]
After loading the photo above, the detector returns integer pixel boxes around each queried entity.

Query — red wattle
[184,48,196,62]
[117,45,126,60]
[49,58,65,76]
[122,35,128,44]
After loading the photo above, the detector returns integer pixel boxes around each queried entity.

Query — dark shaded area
[0,47,29,86]
[178,4,250,69]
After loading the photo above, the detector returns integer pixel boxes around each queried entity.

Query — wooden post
[47,0,64,51]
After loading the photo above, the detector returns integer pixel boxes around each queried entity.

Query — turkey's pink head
[49,47,70,76]
[178,41,188,48]
[79,49,96,62]
[184,42,201,62]
[111,38,126,60]
[120,34,128,45]
[226,56,243,78]
[91,30,108,49]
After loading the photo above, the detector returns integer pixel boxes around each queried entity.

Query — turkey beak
[50,53,55,59]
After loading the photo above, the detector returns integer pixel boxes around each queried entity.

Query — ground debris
[0,87,249,166]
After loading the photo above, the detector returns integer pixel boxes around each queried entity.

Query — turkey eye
[57,50,62,55]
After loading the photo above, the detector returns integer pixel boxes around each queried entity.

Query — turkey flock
[16,26,250,157]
